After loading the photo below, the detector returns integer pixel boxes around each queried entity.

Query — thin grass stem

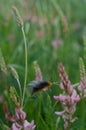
[16,78,22,103]
[21,26,28,107]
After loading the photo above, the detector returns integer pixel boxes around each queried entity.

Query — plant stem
[17,78,22,103]
[21,26,28,108]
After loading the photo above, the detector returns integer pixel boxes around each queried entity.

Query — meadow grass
[0,0,86,129]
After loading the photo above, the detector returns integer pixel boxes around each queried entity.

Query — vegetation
[0,0,86,129]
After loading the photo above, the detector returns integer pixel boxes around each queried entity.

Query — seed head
[12,6,23,27]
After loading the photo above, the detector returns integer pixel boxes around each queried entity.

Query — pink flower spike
[12,122,22,130]
[24,120,36,130]
[54,63,80,129]
[15,108,26,122]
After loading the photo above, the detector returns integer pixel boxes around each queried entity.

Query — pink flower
[11,108,36,130]
[15,108,26,122]
[58,63,73,95]
[71,90,80,104]
[54,63,80,129]
[24,120,36,130]
[55,111,65,116]
[4,105,36,130]
[78,84,83,91]
[12,120,36,130]
[54,94,69,102]
[12,122,22,130]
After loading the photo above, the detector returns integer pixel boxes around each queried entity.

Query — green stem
[55,117,61,130]
[21,26,28,107]
[17,78,22,103]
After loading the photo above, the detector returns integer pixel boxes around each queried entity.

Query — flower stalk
[54,63,80,129]
[12,6,28,107]
[21,26,28,107]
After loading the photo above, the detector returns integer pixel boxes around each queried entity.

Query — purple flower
[54,63,80,129]
[54,94,69,102]
[55,111,65,116]
[12,122,22,130]
[4,106,36,130]
[11,108,36,130]
[12,120,36,130]
[71,90,80,104]
[58,63,73,95]
[24,120,36,130]
[15,108,26,122]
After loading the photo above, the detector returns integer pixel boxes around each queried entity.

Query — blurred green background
[0,0,86,129]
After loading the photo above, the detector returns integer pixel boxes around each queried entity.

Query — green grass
[0,0,86,129]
